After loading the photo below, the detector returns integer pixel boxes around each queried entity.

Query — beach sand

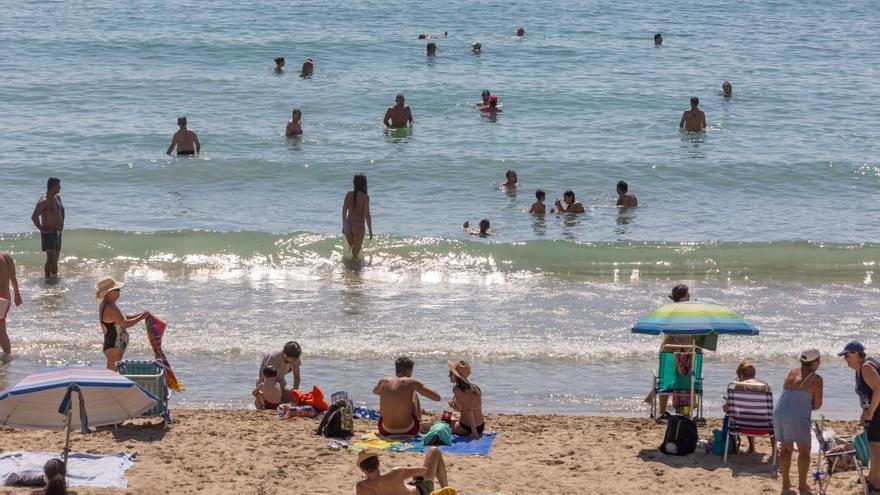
[0,410,867,494]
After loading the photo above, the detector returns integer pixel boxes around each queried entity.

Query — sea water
[0,0,878,418]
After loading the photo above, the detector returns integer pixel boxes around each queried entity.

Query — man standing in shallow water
[0,252,22,355]
[166,116,201,155]
[679,96,707,131]
[383,94,414,129]
[31,177,64,279]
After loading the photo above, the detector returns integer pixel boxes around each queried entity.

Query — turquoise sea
[0,0,878,417]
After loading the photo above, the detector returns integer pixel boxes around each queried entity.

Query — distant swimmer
[553,190,585,213]
[462,219,491,237]
[472,41,481,53]
[444,31,448,37]
[166,116,201,155]
[679,96,707,131]
[31,177,65,279]
[418,33,431,39]
[300,58,314,77]
[426,42,437,56]
[481,95,501,114]
[0,251,23,355]
[501,169,517,189]
[516,26,525,37]
[616,181,638,208]
[342,173,373,258]
[477,89,491,109]
[383,94,414,129]
[722,80,732,98]
[529,189,546,214]
[654,33,663,46]
[274,56,285,72]
[285,107,303,137]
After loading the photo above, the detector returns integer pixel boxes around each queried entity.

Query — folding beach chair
[723,382,776,466]
[651,350,704,421]
[116,360,172,426]
[812,417,867,495]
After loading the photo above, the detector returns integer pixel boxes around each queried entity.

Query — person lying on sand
[447,360,485,440]
[355,449,448,495]
[373,359,440,436]
[252,365,282,410]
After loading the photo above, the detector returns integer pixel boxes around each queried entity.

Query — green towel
[423,422,453,446]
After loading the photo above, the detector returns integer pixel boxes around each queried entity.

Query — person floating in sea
[722,80,733,98]
[166,116,201,155]
[417,33,431,39]
[256,341,302,404]
[654,33,663,45]
[481,95,502,115]
[383,94,414,129]
[342,173,373,258]
[426,42,437,56]
[472,41,481,53]
[0,252,22,355]
[31,177,65,280]
[476,89,491,109]
[529,189,546,214]
[840,341,880,491]
[373,357,441,436]
[553,190,585,213]
[500,169,517,189]
[300,58,314,77]
[516,26,525,37]
[274,57,285,72]
[616,181,638,208]
[679,96,707,131]
[286,107,303,137]
[462,220,491,237]
[97,276,149,371]
[355,449,449,495]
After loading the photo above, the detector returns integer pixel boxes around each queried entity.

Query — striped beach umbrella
[631,301,759,337]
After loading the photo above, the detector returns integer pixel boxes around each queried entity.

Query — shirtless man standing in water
[383,94,414,129]
[679,96,707,131]
[165,116,201,155]
[31,177,65,279]
[0,252,23,355]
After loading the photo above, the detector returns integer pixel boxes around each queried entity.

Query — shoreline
[0,409,868,494]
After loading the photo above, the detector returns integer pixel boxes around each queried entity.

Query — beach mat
[0,451,135,488]
[351,430,497,456]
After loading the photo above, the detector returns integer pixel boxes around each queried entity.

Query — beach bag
[660,415,698,456]
[315,399,353,438]
[423,422,453,446]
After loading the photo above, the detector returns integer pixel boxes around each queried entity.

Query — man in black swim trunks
[841,341,880,489]
[31,177,64,279]
[165,116,201,156]
[354,449,448,495]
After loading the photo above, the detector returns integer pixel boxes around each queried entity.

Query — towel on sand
[0,451,135,488]
[351,431,497,456]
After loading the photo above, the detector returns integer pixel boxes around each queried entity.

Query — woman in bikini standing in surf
[342,173,373,258]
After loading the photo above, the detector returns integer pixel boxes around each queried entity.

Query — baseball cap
[837,340,865,356]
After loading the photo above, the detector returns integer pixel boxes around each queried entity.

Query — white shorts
[0,298,9,322]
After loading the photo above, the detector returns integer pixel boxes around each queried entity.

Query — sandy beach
[0,410,868,494]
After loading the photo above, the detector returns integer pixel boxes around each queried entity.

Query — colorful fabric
[350,430,497,456]
[674,352,693,376]
[632,301,759,337]
[423,422,453,446]
[352,406,380,420]
[144,314,184,391]
[291,385,329,412]
[278,404,318,420]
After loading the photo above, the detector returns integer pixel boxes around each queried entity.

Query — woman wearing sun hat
[96,276,148,370]
[447,359,484,440]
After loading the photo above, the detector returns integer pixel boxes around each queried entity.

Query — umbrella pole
[62,398,72,489]
[690,341,696,420]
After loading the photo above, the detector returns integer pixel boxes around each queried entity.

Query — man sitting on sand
[384,94,414,129]
[355,449,448,495]
[679,96,707,131]
[373,357,440,436]
[616,181,638,208]
[0,252,23,355]
[256,341,302,404]
[166,116,201,155]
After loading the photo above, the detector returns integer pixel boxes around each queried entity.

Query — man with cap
[840,340,880,490]
[774,348,823,494]
[354,448,448,495]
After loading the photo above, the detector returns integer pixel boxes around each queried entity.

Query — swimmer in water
[654,33,663,46]
[286,107,303,137]
[616,181,638,208]
[472,41,481,53]
[274,57,285,72]
[679,96,707,131]
[501,169,517,189]
[477,89,491,109]
[300,58,314,77]
[462,220,491,237]
[516,26,525,37]
[722,81,732,98]
[529,189,546,214]
[418,33,431,40]
[383,94,414,129]
[342,173,373,258]
[427,42,437,56]
[166,116,201,156]
[553,190,585,214]
[481,95,502,114]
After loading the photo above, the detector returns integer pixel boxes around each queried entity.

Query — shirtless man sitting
[166,116,201,155]
[383,94,414,129]
[679,96,707,131]
[31,177,65,279]
[0,252,23,355]
[355,449,448,495]
[373,357,440,436]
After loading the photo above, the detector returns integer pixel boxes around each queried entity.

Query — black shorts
[41,231,62,252]
[177,150,195,156]
[866,409,880,442]
[460,422,485,436]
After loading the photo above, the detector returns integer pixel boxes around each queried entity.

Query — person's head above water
[478,219,490,234]
[481,89,491,103]
[516,26,525,37]
[563,190,575,204]
[47,177,61,194]
[722,81,732,97]
[690,96,699,108]
[654,33,663,45]
[472,41,481,52]
[535,189,545,201]
[617,180,628,194]
[274,57,285,69]
[669,284,690,302]
[426,42,437,55]
[291,107,301,121]
[395,356,414,377]
[177,115,187,128]
[505,169,517,184]
[395,93,405,106]
[301,58,314,75]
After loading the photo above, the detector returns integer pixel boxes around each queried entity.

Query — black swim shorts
[41,231,62,252]
[866,408,880,442]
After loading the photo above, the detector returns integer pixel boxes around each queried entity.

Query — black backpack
[316,399,353,438]
[660,415,698,456]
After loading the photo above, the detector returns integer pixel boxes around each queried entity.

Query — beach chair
[723,382,776,466]
[812,417,867,495]
[116,360,172,426]
[651,350,704,421]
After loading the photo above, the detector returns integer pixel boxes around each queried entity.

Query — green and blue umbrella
[632,300,759,337]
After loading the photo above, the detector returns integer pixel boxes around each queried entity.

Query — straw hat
[356,450,379,468]
[447,359,472,384]
[95,276,125,300]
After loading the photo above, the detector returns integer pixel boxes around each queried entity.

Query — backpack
[316,399,353,438]
[660,415,698,456]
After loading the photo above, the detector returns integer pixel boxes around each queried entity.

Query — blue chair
[116,360,172,426]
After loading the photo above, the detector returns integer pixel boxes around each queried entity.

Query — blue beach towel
[432,432,497,456]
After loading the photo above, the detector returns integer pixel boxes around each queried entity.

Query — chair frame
[812,416,868,495]
[723,381,777,467]
[651,345,705,421]
[116,359,172,426]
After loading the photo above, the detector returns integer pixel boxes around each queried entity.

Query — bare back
[453,385,484,427]
[172,128,199,153]
[356,469,420,495]
[345,191,369,222]
[680,108,706,131]
[375,377,426,429]
[385,105,413,128]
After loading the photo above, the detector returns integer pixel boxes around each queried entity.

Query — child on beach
[447,360,484,440]
[253,366,282,410]
[529,189,546,214]
[285,108,303,137]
